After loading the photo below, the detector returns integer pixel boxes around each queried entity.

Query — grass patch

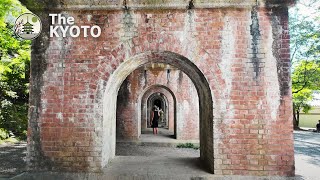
[0,128,27,145]
[177,143,199,150]
[299,115,319,128]
[0,137,19,145]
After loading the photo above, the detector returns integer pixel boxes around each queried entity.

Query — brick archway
[102,51,214,172]
[26,3,295,175]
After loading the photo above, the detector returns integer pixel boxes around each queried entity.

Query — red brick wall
[28,5,294,176]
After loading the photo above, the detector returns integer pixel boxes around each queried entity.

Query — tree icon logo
[14,13,42,40]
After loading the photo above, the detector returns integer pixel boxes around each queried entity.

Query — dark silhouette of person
[151,106,160,135]
[316,120,320,133]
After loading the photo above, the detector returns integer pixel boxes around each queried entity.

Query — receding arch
[102,51,214,172]
[139,85,176,136]
[147,93,169,128]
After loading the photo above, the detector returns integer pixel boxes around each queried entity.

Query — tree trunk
[296,110,300,127]
[293,104,299,130]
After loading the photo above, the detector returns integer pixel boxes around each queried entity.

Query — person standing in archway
[316,120,320,133]
[151,106,160,135]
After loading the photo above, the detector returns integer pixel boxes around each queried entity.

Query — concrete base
[12,172,301,180]
[11,136,300,180]
[12,142,300,180]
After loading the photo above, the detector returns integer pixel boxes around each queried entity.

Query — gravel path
[0,142,27,179]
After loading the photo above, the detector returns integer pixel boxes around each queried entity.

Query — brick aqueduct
[25,0,295,176]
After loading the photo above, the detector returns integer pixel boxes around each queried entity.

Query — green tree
[292,60,320,94]
[292,89,313,128]
[289,0,320,129]
[291,60,320,129]
[0,0,30,138]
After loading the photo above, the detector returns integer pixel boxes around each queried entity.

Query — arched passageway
[140,85,176,135]
[147,93,168,129]
[103,51,214,172]
[116,64,199,140]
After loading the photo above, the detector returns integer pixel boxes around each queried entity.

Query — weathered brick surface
[27,2,294,176]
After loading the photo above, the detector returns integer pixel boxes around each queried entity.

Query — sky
[289,0,320,21]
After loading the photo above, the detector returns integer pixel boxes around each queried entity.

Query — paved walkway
[0,130,319,179]
[118,128,199,146]
[107,149,210,179]
[294,131,320,180]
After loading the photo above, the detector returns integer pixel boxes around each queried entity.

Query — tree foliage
[291,61,319,128]
[290,0,320,64]
[292,89,313,127]
[292,60,320,93]
[0,0,30,138]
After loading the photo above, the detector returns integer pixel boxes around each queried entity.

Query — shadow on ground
[0,142,26,178]
[294,131,320,167]
[141,127,175,139]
